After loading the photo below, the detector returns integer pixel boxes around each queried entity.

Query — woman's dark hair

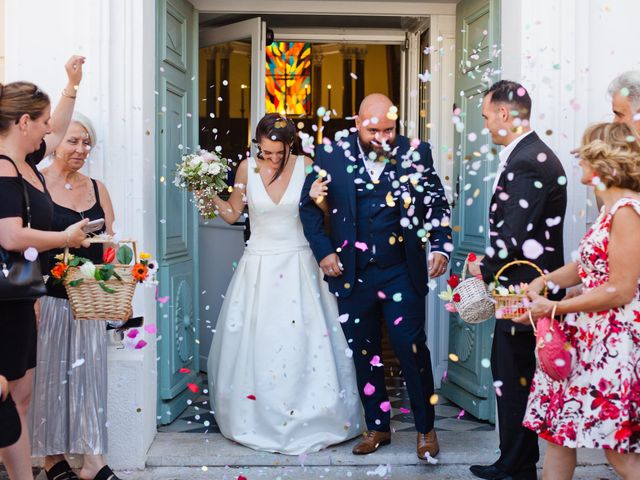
[0,81,50,135]
[484,80,532,120]
[252,113,300,184]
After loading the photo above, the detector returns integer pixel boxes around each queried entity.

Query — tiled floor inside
[158,372,494,435]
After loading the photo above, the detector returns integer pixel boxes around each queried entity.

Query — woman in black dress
[31,113,121,480]
[0,56,89,480]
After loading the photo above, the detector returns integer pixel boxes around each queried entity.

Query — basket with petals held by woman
[50,237,156,320]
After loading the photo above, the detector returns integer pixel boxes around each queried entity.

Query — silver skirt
[29,296,108,456]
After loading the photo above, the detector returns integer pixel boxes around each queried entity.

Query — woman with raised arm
[205,113,363,454]
[0,56,89,480]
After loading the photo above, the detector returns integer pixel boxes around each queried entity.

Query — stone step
[122,465,620,479]
[146,431,609,468]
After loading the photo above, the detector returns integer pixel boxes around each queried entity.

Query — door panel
[439,0,500,423]
[157,0,200,425]
[197,18,266,370]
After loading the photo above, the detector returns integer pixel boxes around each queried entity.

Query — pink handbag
[529,306,574,381]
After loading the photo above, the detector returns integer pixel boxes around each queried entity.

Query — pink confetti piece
[370,355,383,367]
[377,291,387,299]
[457,409,465,420]
[393,316,403,325]
[246,394,256,400]
[179,367,191,374]
[144,324,157,334]
[354,241,368,252]
[399,407,411,414]
[337,313,349,323]
[442,370,448,381]
[134,340,147,349]
[363,383,376,396]
[187,383,199,393]
[340,239,349,249]
[127,328,139,339]
[380,401,391,412]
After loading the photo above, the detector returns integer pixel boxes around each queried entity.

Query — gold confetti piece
[453,225,462,232]
[403,197,412,209]
[429,394,439,405]
[361,349,368,355]
[473,188,481,198]
[318,169,328,178]
[545,129,553,136]
[399,175,409,183]
[385,191,396,207]
[160,176,165,183]
[344,283,351,289]
[449,353,459,362]
[389,236,396,245]
[398,236,404,242]
[519,377,528,387]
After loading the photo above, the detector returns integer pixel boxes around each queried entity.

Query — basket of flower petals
[440,253,494,324]
[492,260,547,320]
[50,237,157,320]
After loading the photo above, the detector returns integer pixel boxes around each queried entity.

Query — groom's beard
[360,139,396,162]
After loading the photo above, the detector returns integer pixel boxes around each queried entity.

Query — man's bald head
[356,93,398,159]
[358,93,394,119]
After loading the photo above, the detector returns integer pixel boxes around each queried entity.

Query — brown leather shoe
[417,429,439,460]
[352,430,391,455]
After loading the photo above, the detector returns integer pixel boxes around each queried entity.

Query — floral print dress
[523,197,640,453]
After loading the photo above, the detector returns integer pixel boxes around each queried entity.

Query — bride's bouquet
[173,148,231,219]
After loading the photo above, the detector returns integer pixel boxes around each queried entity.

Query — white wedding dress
[207,155,363,454]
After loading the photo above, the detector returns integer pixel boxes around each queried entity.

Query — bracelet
[61,88,77,99]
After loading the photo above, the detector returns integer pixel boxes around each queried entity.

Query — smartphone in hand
[82,218,105,234]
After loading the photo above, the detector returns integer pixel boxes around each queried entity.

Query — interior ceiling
[199,13,417,30]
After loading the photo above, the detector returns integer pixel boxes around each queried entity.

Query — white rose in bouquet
[208,163,221,175]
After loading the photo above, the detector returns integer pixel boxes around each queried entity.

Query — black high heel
[45,460,79,480]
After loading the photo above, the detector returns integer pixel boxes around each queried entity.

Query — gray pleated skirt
[29,296,109,456]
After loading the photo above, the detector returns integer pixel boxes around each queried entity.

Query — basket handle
[63,238,139,265]
[528,303,558,334]
[494,259,548,296]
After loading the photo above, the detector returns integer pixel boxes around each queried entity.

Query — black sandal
[92,465,122,480]
[45,460,79,480]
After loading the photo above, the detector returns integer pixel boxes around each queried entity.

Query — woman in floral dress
[515,122,640,479]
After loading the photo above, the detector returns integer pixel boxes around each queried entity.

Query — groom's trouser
[337,262,435,433]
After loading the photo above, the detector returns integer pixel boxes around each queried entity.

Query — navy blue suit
[299,133,452,433]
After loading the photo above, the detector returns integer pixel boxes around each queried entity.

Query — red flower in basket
[467,252,477,262]
[132,263,149,282]
[103,247,116,264]
[51,262,68,280]
[447,274,460,289]
[452,292,461,303]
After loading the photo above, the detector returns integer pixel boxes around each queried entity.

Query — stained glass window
[266,42,311,116]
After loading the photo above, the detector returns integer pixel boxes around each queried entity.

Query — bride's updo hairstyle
[253,113,300,184]
[578,122,640,191]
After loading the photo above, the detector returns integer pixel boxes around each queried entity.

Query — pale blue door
[156,0,200,425]
[440,0,501,423]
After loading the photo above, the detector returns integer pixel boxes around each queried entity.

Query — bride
[205,113,363,454]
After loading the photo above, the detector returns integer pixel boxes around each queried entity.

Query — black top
[46,179,106,298]
[0,141,53,272]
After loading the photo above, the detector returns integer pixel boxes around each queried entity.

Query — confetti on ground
[246,394,256,400]
[179,367,191,374]
[423,452,439,464]
[71,358,85,369]
[457,409,465,420]
[187,383,199,393]
[134,340,147,350]
[366,464,391,477]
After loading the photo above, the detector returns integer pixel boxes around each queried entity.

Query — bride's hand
[310,177,330,205]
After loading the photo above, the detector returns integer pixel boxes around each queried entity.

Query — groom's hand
[320,253,343,277]
[428,252,448,278]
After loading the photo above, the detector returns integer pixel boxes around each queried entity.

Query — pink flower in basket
[536,315,574,381]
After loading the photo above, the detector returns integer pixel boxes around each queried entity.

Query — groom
[300,94,452,460]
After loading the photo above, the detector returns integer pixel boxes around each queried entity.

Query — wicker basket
[492,260,547,320]
[453,257,495,324]
[63,238,137,321]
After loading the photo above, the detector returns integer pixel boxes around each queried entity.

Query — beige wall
[0,0,5,82]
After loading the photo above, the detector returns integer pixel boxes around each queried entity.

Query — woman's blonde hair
[579,122,640,191]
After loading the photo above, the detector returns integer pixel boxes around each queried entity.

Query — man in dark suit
[468,81,567,480]
[299,93,452,461]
